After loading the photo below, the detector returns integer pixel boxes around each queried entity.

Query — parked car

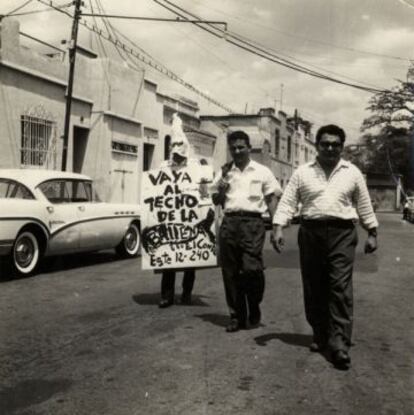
[404,196,414,222]
[0,169,141,276]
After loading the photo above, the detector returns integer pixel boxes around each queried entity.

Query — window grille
[20,107,57,169]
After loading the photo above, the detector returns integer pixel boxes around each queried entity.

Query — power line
[153,0,387,94]
[190,0,412,62]
[1,0,34,18]
[20,31,65,52]
[35,0,234,113]
[5,1,73,17]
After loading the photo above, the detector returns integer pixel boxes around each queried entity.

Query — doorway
[73,126,89,173]
[143,143,155,171]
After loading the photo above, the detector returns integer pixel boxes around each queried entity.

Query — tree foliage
[362,64,414,131]
[355,63,414,190]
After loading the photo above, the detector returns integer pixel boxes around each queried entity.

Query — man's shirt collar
[311,158,350,170]
[230,158,255,172]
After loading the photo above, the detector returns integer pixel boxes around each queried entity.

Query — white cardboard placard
[140,164,217,270]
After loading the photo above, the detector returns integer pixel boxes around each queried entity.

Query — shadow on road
[132,293,210,307]
[194,313,229,328]
[40,251,122,273]
[0,378,73,414]
[0,251,137,282]
[254,332,312,348]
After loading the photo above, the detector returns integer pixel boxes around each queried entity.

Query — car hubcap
[15,237,34,268]
[125,228,137,251]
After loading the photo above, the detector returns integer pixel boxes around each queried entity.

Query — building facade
[201,107,316,188]
[0,18,216,203]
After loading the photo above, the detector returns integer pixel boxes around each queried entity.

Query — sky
[2,0,414,142]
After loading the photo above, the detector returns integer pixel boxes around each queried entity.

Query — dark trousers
[219,215,266,324]
[161,270,195,301]
[298,220,358,352]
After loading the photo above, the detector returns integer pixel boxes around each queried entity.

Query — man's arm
[270,170,302,253]
[353,169,379,255]
[270,224,285,253]
[211,178,229,206]
[264,192,279,220]
[265,192,285,254]
[211,163,232,207]
[364,227,378,254]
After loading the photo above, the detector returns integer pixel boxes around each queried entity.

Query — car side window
[71,181,92,202]
[39,180,93,203]
[39,180,70,203]
[0,179,34,199]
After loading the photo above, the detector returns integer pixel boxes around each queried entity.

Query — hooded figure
[169,113,190,162]
[158,113,197,308]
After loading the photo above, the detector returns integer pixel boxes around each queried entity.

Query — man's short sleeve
[262,166,282,197]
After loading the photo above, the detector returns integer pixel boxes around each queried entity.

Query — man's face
[229,138,250,165]
[317,133,343,166]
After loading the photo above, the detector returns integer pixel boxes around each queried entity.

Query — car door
[73,181,121,250]
[38,180,81,254]
[64,180,100,250]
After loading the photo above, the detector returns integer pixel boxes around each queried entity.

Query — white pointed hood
[170,113,190,160]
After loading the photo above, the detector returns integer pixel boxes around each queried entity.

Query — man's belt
[300,218,355,228]
[225,211,262,218]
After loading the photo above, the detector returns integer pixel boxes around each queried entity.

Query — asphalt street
[0,213,413,415]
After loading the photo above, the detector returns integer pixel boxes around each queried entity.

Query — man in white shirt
[271,124,378,370]
[212,130,282,332]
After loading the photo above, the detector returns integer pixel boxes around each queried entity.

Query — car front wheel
[116,223,140,258]
[12,231,41,276]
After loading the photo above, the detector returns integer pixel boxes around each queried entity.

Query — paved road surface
[0,213,413,414]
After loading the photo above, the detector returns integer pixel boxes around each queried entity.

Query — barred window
[20,115,55,166]
[111,140,138,156]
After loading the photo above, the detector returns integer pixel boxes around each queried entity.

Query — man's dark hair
[227,130,251,147]
[315,124,346,144]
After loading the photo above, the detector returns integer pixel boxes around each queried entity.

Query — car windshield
[39,179,95,203]
[0,179,34,199]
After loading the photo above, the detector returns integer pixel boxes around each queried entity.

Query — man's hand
[217,178,230,193]
[364,234,377,254]
[271,225,285,253]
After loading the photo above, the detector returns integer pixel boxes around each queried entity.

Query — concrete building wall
[0,18,218,204]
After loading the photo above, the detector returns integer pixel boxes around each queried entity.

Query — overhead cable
[152,0,387,94]
[190,0,411,63]
[1,0,34,17]
[35,0,235,113]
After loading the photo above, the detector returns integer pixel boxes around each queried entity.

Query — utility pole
[62,0,82,171]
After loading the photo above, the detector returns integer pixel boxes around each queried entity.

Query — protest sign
[140,162,217,270]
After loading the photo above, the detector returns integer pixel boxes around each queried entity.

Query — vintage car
[405,196,414,222]
[0,169,141,276]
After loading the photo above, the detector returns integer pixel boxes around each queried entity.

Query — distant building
[200,107,316,187]
[366,173,402,212]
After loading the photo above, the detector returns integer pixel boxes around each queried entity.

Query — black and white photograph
[0,0,413,414]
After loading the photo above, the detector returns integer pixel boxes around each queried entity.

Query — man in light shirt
[271,124,378,370]
[212,130,282,332]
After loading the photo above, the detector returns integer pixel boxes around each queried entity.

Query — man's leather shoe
[332,350,351,370]
[225,319,246,332]
[158,299,173,308]
[309,342,322,352]
[309,338,326,352]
